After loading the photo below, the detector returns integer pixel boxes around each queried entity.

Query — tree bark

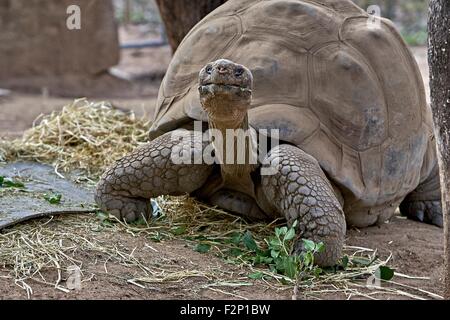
[428,0,450,299]
[155,0,228,53]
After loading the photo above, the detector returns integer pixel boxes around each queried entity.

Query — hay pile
[0,98,151,178]
[0,99,442,300]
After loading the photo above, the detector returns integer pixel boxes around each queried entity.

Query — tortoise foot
[261,144,346,267]
[95,191,152,223]
[400,200,442,227]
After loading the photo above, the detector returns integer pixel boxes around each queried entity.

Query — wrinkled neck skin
[202,89,249,128]
[200,88,253,149]
[201,90,258,196]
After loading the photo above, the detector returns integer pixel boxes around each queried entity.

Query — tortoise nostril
[218,67,228,74]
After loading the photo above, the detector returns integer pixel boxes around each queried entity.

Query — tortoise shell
[149,0,434,224]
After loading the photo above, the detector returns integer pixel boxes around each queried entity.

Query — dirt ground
[0,215,444,300]
[0,46,445,300]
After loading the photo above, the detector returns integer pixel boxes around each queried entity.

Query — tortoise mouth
[199,83,252,122]
[199,83,252,96]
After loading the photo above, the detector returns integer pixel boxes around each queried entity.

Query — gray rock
[0,162,96,230]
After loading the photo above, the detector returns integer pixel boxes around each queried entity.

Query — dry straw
[0,98,151,179]
[0,99,442,299]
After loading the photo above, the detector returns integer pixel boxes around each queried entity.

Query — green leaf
[254,256,273,265]
[5,181,25,188]
[43,193,62,204]
[95,211,113,227]
[283,257,298,279]
[302,239,316,252]
[284,227,296,241]
[230,232,242,245]
[171,225,187,235]
[375,266,395,281]
[96,211,109,221]
[257,248,271,258]
[265,257,274,264]
[270,250,280,259]
[351,256,373,267]
[194,243,211,253]
[132,217,148,226]
[248,272,264,280]
[340,255,349,269]
[242,231,258,251]
[279,226,288,236]
[316,242,325,253]
[101,219,114,227]
[275,228,282,238]
[275,259,285,273]
[269,265,278,273]
[227,248,243,257]
[0,176,25,188]
[269,238,282,248]
[314,267,323,277]
[302,251,313,267]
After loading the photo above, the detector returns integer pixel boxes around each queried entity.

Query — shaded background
[0,0,429,137]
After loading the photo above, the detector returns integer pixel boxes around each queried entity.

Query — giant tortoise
[95,0,441,266]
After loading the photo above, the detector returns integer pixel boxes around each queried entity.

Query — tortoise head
[199,59,253,124]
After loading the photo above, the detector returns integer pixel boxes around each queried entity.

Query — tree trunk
[155,0,228,53]
[428,0,450,299]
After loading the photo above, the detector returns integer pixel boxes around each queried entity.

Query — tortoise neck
[208,113,250,132]
[208,112,253,166]
[207,112,258,196]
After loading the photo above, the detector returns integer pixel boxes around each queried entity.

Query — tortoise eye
[235,67,244,77]
[205,66,213,74]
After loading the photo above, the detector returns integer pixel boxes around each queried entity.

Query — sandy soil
[0,46,445,300]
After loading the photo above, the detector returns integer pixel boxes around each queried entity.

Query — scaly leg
[95,130,213,222]
[260,144,346,267]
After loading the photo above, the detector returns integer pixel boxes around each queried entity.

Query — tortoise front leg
[260,144,346,267]
[95,130,213,222]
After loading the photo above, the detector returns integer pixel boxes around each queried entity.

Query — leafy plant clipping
[43,193,62,205]
[241,221,325,281]
[0,176,25,189]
